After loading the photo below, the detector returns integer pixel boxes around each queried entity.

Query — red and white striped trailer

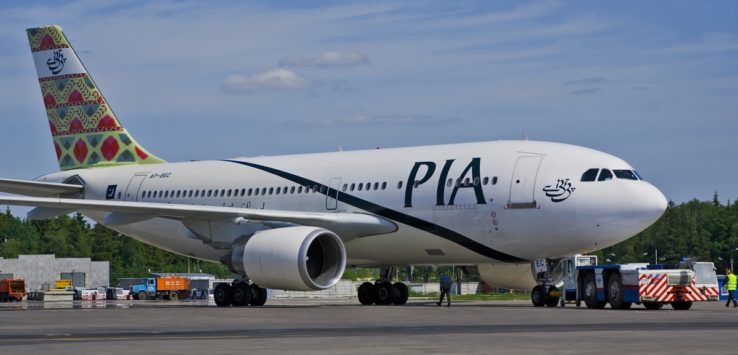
[559,256,719,310]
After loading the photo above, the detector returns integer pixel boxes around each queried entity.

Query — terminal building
[0,254,109,291]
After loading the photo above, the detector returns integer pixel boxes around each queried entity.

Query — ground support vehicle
[0,279,26,302]
[105,287,132,300]
[131,276,190,301]
[567,259,718,310]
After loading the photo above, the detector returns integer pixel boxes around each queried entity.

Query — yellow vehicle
[54,280,72,290]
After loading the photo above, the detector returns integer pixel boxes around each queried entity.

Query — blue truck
[130,276,190,301]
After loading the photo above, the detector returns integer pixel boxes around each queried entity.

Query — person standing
[726,270,737,308]
[437,273,452,307]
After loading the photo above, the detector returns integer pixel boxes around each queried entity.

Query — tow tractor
[531,255,719,310]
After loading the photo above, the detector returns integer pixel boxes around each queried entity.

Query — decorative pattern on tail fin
[27,25,165,171]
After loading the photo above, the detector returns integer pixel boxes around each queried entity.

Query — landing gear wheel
[545,286,560,307]
[671,301,692,310]
[531,285,548,307]
[392,282,409,305]
[214,283,233,307]
[607,274,626,309]
[137,290,147,300]
[643,302,663,310]
[250,284,268,306]
[232,283,252,307]
[375,282,395,305]
[169,291,179,301]
[583,273,606,309]
[357,282,376,305]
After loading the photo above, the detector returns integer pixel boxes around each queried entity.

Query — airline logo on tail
[26,25,165,171]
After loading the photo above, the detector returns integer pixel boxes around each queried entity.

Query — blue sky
[1,0,738,215]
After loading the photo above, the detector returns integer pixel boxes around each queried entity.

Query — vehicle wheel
[232,283,252,307]
[137,290,148,300]
[214,283,233,307]
[607,274,626,309]
[357,282,376,305]
[169,291,179,301]
[643,302,663,310]
[375,282,395,305]
[583,273,606,309]
[250,285,268,306]
[392,282,409,305]
[544,286,560,307]
[531,285,548,307]
[671,301,692,310]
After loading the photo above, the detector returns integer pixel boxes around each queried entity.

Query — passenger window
[613,170,638,180]
[195,190,199,198]
[254,189,259,196]
[397,181,403,189]
[581,168,599,182]
[262,188,267,195]
[275,187,281,195]
[207,190,212,197]
[374,182,379,190]
[158,191,162,198]
[358,183,363,191]
[483,177,489,185]
[473,177,480,186]
[290,186,295,194]
[342,184,348,192]
[240,189,245,196]
[350,183,355,191]
[381,182,387,190]
[165,191,169,198]
[227,189,232,197]
[492,176,498,185]
[269,187,274,195]
[297,186,303,193]
[598,169,613,181]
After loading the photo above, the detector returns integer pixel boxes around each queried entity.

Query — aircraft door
[326,177,342,210]
[507,156,543,208]
[124,174,148,201]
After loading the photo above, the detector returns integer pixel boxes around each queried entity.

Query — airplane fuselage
[35,140,667,267]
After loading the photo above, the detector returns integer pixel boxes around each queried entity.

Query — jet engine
[225,226,346,291]
[474,263,537,291]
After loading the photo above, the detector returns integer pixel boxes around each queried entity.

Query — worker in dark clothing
[726,270,737,308]
[437,273,452,307]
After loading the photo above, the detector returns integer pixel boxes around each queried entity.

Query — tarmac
[2,299,737,354]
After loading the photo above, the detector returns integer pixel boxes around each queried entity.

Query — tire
[392,282,409,305]
[169,291,179,301]
[250,285,268,306]
[531,285,547,307]
[545,286,560,307]
[357,282,376,305]
[214,283,233,307]
[582,273,606,309]
[375,282,395,305]
[643,302,663,310]
[671,301,692,310]
[137,290,148,301]
[232,283,252,307]
[607,273,626,309]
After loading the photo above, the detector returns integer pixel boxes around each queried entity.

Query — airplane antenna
[338,145,343,152]
[522,131,529,141]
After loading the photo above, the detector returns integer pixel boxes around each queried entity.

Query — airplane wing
[0,178,83,197]
[0,195,397,241]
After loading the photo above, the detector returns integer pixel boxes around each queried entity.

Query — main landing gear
[357,267,410,306]
[214,280,268,307]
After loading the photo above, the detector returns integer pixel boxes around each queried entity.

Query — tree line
[1,194,737,285]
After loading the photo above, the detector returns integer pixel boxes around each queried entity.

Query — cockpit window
[633,171,644,180]
[597,169,613,181]
[613,170,638,180]
[581,168,599,182]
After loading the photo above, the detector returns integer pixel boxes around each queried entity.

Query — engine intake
[226,226,346,291]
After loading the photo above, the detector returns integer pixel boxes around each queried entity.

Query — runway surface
[2,299,737,354]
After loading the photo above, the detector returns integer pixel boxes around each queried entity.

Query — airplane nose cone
[632,183,668,228]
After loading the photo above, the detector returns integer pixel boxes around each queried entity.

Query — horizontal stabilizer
[0,178,83,197]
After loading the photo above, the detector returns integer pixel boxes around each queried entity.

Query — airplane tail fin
[26,25,165,171]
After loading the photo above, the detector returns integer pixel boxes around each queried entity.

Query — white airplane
[0,26,667,307]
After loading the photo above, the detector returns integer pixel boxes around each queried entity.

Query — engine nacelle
[226,226,346,291]
[475,263,536,291]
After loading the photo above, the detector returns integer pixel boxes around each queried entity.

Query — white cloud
[222,68,311,92]
[279,51,370,68]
